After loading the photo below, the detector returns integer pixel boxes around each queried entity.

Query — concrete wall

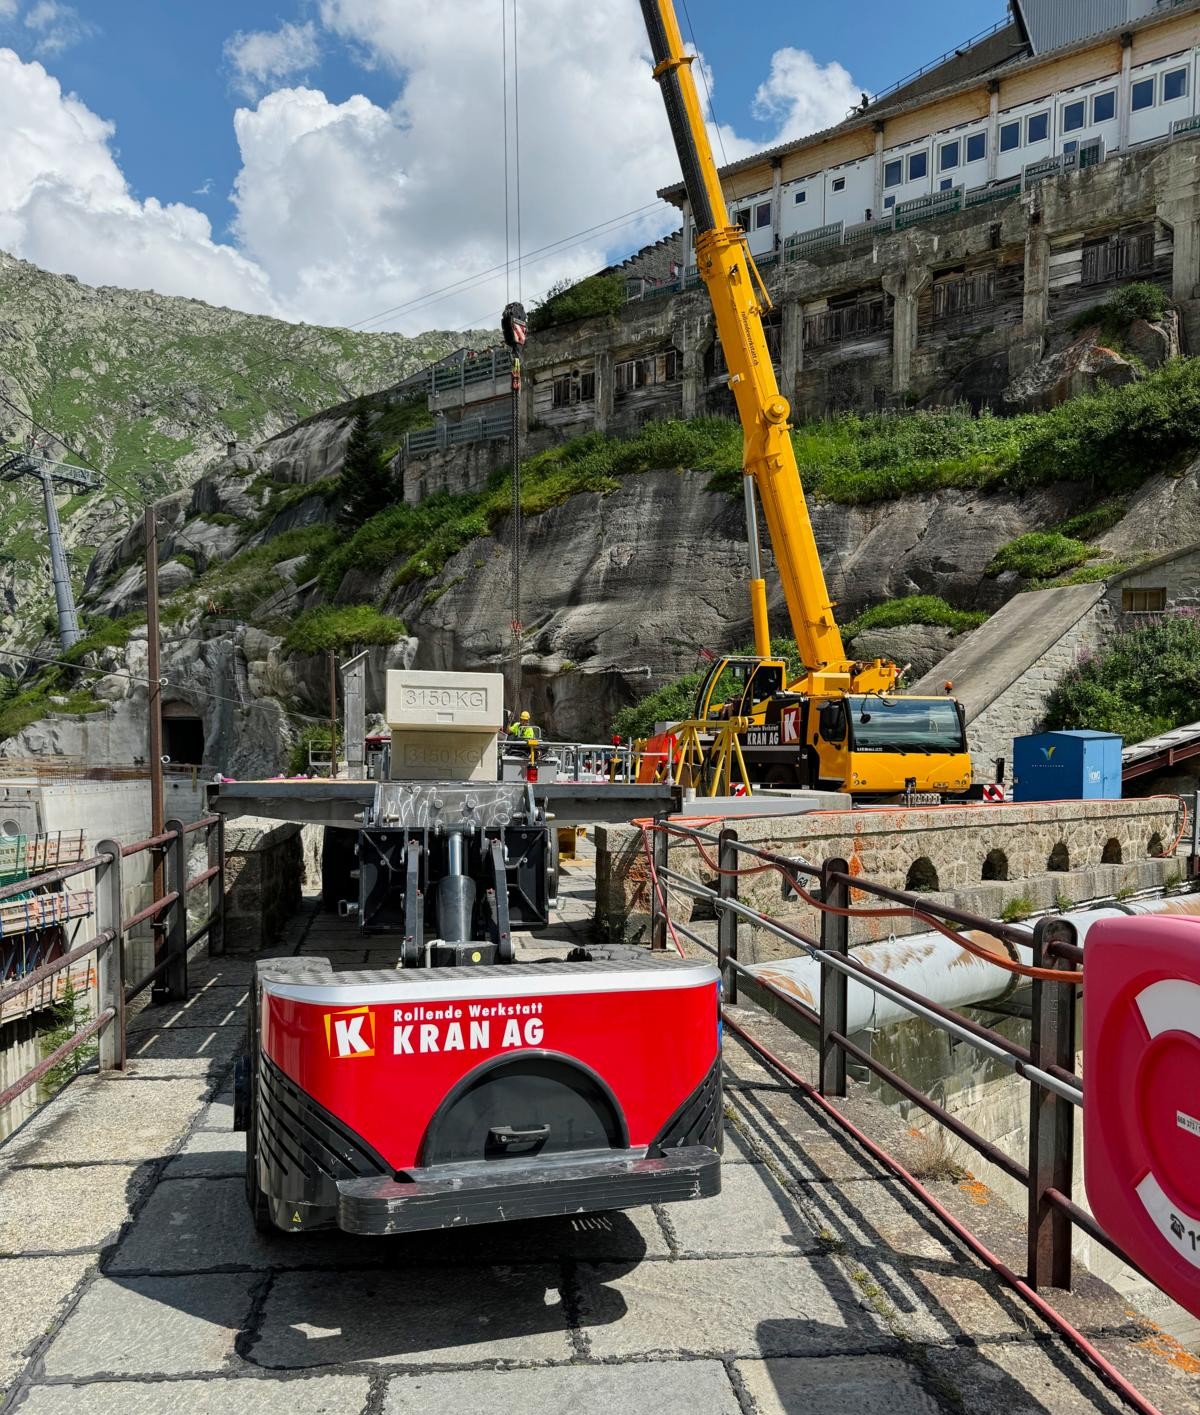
[596,797,1180,945]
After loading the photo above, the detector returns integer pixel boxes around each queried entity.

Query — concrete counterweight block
[386,670,505,782]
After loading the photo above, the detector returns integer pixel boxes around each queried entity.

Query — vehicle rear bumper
[335,1145,721,1235]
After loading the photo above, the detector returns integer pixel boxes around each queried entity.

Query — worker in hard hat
[508,711,538,743]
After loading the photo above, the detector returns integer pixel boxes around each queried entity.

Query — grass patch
[1000,893,1037,923]
[1046,616,1200,742]
[843,595,987,642]
[986,532,1092,580]
[282,604,406,655]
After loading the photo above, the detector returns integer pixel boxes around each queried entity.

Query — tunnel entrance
[162,705,205,766]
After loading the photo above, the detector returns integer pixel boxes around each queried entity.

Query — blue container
[1012,730,1123,802]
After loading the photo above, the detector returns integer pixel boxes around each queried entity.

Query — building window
[614,349,679,395]
[908,151,928,180]
[884,159,903,188]
[883,194,896,209]
[966,132,986,163]
[939,178,954,191]
[734,208,751,231]
[1092,90,1116,124]
[794,189,807,204]
[939,139,960,171]
[999,120,1021,152]
[1027,111,1049,143]
[1132,77,1156,111]
[1122,587,1167,612]
[1063,100,1086,132]
[551,371,596,407]
[755,201,772,229]
[831,176,846,193]
[1164,67,1189,102]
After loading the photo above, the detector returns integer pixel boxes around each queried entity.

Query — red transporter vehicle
[236,781,721,1235]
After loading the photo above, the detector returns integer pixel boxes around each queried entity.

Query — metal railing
[644,820,1142,1300]
[0,814,225,1112]
[510,741,636,783]
[404,411,511,457]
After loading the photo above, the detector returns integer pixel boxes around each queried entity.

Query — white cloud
[0,49,279,313]
[225,20,320,100]
[0,7,864,335]
[22,1,94,56]
[0,2,19,22]
[751,47,862,144]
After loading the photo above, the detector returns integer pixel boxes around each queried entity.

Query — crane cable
[500,0,524,712]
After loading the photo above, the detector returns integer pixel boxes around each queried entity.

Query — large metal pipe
[746,894,1200,1033]
[436,831,475,944]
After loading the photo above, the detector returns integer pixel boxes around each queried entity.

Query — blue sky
[0,0,1008,329]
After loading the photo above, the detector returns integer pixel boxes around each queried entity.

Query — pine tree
[337,402,396,527]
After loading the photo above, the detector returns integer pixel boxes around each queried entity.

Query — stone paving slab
[0,1164,151,1255]
[0,1256,93,1392]
[126,987,248,1034]
[16,1375,371,1414]
[2,1076,209,1166]
[195,1091,236,1131]
[107,1177,384,1274]
[250,1266,573,1367]
[162,1130,246,1178]
[922,1337,1137,1415]
[40,1273,259,1377]
[736,1354,942,1414]
[575,1255,894,1360]
[121,1026,242,1075]
[728,1082,894,1183]
[663,1161,822,1257]
[381,1359,742,1414]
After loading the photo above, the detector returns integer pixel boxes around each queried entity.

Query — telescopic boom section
[640,0,873,689]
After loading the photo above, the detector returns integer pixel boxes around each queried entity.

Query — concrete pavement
[2,863,1198,1414]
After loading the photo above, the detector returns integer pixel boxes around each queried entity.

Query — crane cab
[690,656,972,799]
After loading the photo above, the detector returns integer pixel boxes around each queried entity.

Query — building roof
[908,583,1107,722]
[658,0,1200,204]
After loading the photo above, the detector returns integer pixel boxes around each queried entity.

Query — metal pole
[328,650,338,779]
[717,828,739,1003]
[820,857,850,1097]
[650,818,668,952]
[162,819,188,1002]
[144,504,166,996]
[94,842,125,1070]
[209,814,226,956]
[1027,917,1078,1291]
[41,466,83,650]
[1190,787,1199,879]
[743,474,771,659]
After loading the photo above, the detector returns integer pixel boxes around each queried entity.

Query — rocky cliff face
[0,251,481,654]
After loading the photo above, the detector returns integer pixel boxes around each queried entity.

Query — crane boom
[639,1,894,695]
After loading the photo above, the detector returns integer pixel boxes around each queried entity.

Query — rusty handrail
[0,853,111,904]
[0,930,115,1011]
[0,1008,115,1109]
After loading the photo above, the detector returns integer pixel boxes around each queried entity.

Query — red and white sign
[781,705,801,746]
[982,783,1006,803]
[1084,916,1200,1319]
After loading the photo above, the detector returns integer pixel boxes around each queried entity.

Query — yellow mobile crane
[639,1,972,799]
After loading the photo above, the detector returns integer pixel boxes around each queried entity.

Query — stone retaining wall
[597,797,1183,947]
[223,817,303,951]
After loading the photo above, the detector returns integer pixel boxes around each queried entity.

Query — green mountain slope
[0,249,480,651]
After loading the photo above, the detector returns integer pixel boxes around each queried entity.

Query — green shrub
[528,275,626,332]
[288,721,342,776]
[1046,616,1200,743]
[1056,500,1126,541]
[282,604,406,655]
[985,532,1092,580]
[1007,358,1200,492]
[1105,281,1168,328]
[843,595,987,641]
